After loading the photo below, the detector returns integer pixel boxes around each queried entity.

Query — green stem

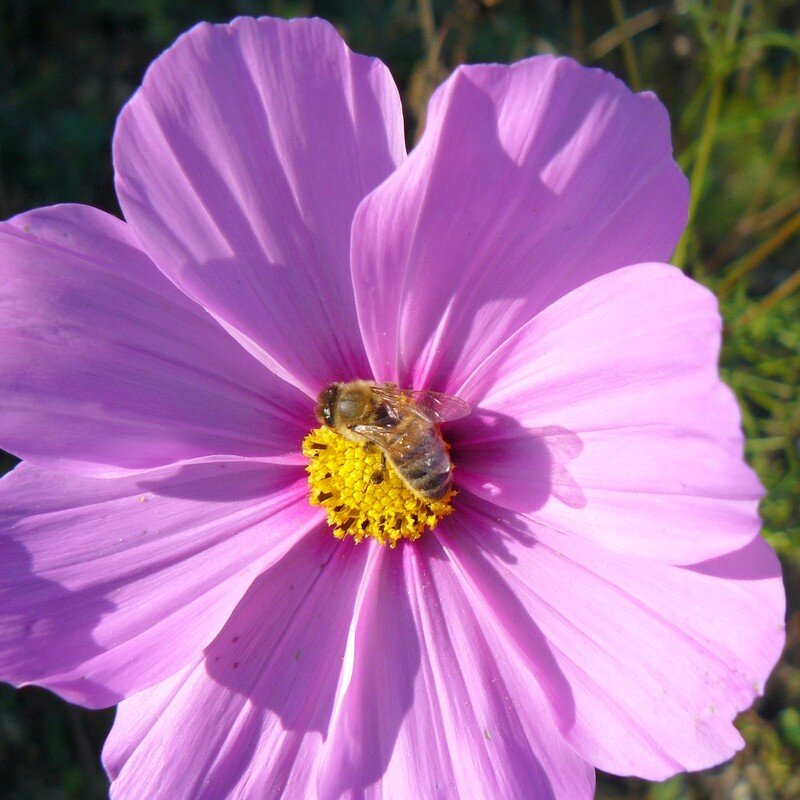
[673,77,725,267]
[608,0,641,90]
[673,0,747,268]
[718,209,800,294]
[736,265,800,328]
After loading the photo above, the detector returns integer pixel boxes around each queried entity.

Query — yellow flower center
[302,426,455,547]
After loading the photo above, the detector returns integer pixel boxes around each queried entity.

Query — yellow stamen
[302,426,454,547]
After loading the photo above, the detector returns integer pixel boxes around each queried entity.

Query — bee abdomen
[410,469,451,500]
[390,433,452,500]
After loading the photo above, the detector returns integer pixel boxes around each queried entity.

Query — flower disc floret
[303,426,454,546]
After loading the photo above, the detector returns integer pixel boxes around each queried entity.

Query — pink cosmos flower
[0,15,786,799]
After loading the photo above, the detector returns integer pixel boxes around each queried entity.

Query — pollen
[302,426,455,547]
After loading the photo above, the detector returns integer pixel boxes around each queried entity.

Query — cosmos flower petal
[442,501,785,780]
[0,205,309,475]
[0,459,317,707]
[316,541,595,799]
[103,534,369,799]
[113,16,406,396]
[351,55,688,390]
[454,263,761,563]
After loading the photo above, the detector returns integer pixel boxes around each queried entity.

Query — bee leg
[371,453,386,485]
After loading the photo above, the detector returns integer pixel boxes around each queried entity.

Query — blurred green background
[0,0,798,797]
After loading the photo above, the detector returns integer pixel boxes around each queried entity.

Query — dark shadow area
[455,493,539,565]
[684,535,784,582]
[0,449,19,478]
[0,537,119,708]
[0,683,113,800]
[449,406,585,521]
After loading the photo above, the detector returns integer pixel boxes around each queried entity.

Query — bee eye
[323,406,333,426]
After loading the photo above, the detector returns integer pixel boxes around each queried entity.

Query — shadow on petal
[315,546,419,799]
[355,59,685,395]
[684,536,784,581]
[115,15,396,394]
[437,513,579,737]
[451,407,584,519]
[203,535,418,796]
[203,535,348,730]
[0,537,120,707]
[136,458,304,503]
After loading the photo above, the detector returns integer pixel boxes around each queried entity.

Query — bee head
[316,383,340,428]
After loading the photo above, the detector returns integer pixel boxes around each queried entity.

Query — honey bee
[316,381,471,501]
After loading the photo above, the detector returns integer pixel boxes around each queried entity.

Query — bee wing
[370,385,470,424]
[407,390,471,423]
[352,423,417,461]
